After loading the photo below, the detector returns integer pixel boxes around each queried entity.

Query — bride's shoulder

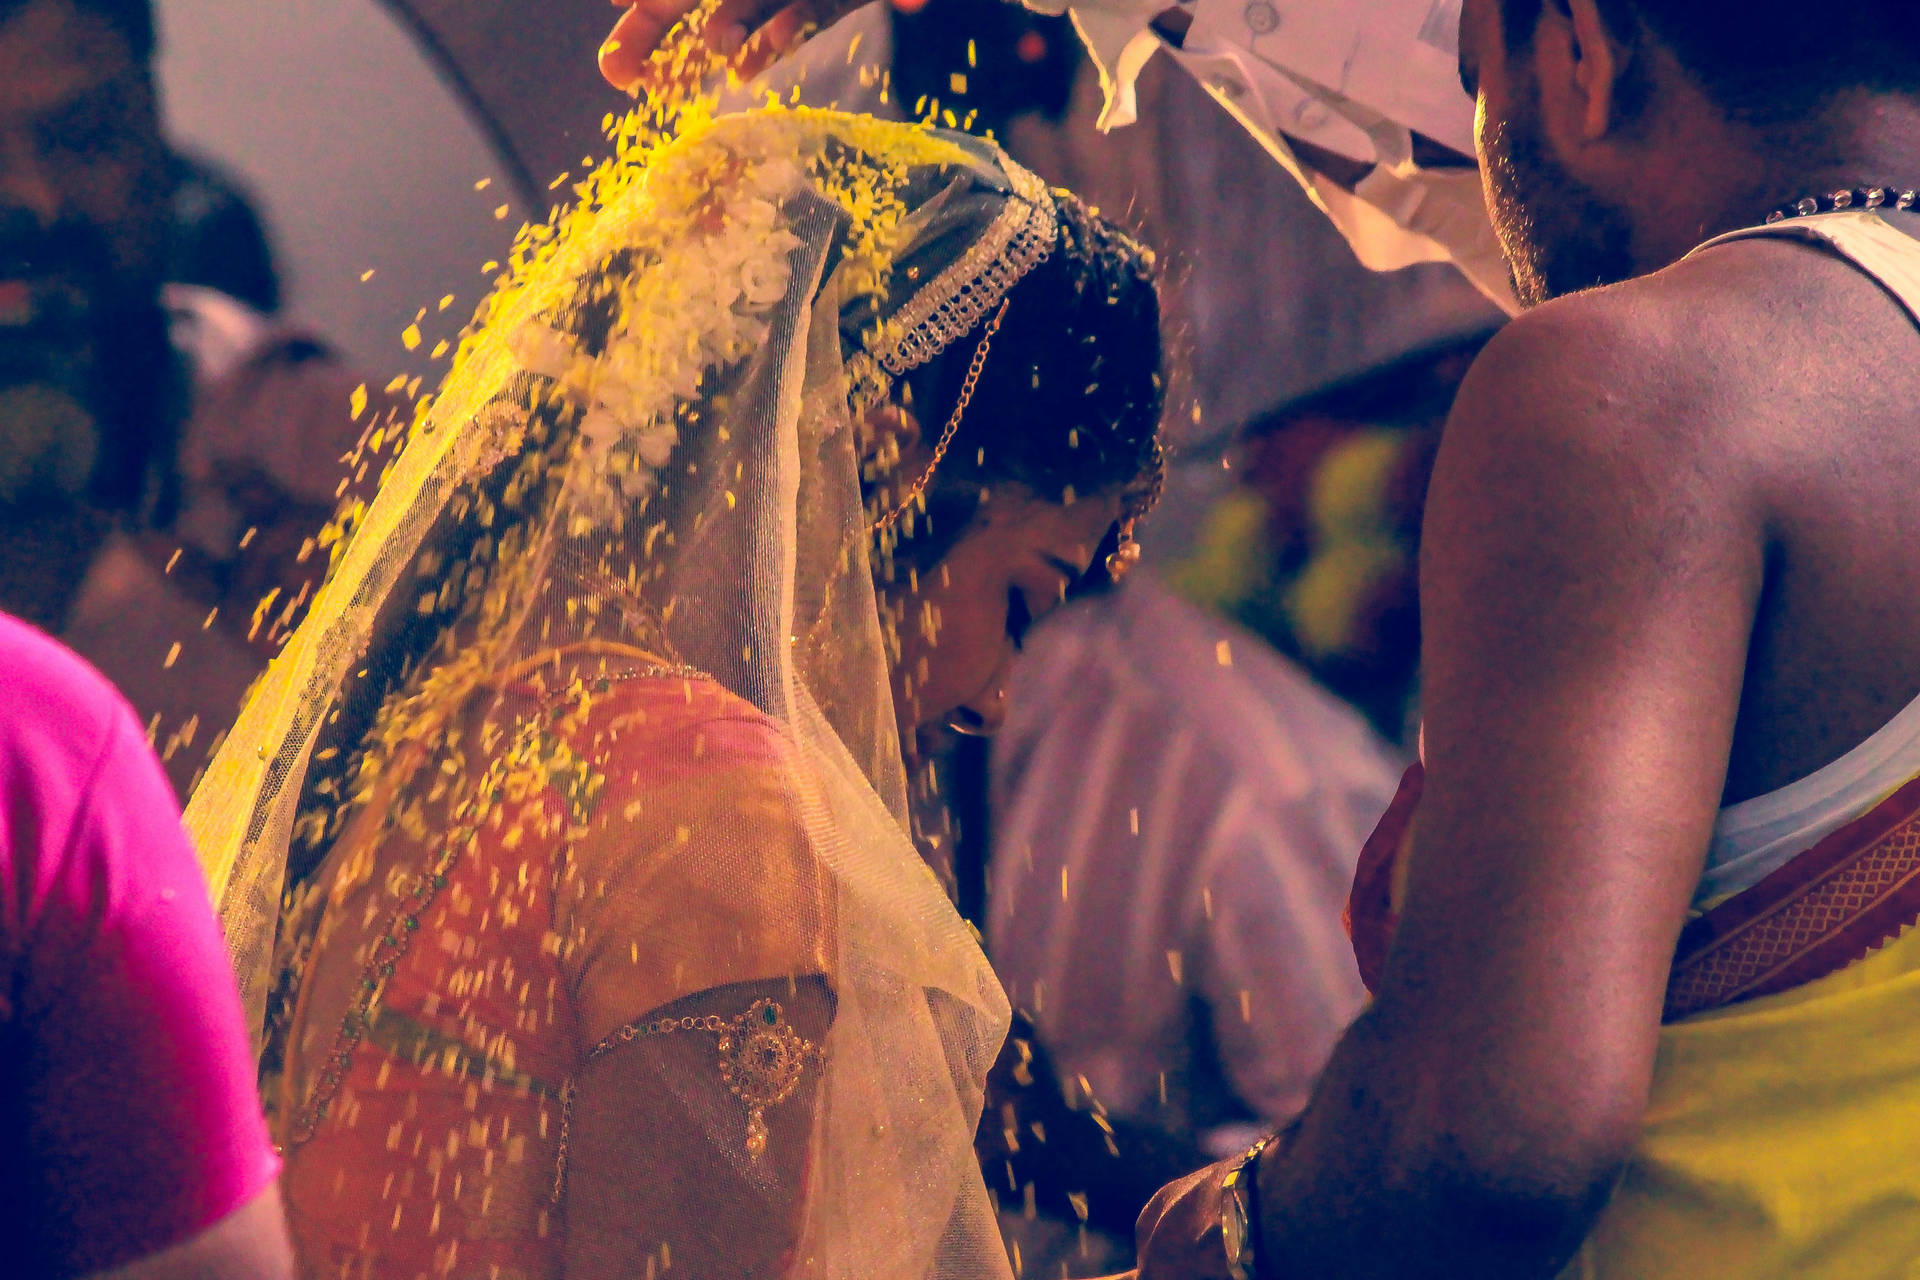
[536,667,809,851]
[547,672,831,1004]
[561,668,794,776]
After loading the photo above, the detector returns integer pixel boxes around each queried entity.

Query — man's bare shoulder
[1442,284,1724,499]
[1440,236,1857,503]
[1461,228,1919,496]
[1426,273,1773,607]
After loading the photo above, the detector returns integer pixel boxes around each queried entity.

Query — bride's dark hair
[888,192,1165,570]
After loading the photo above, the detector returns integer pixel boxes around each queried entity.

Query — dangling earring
[1106,520,1144,580]
[1105,439,1165,581]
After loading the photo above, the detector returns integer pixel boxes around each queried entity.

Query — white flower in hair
[634,422,679,470]
[509,322,574,381]
[740,254,794,312]
[578,406,626,453]
[617,468,658,502]
[742,228,804,310]
[535,170,810,521]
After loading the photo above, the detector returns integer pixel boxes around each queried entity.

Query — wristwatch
[1220,1131,1279,1280]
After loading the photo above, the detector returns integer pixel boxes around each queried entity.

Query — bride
[187,106,1164,1278]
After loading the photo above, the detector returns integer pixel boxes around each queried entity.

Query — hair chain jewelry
[871,299,1012,536]
[842,166,1055,419]
[870,161,1055,378]
[1766,185,1918,224]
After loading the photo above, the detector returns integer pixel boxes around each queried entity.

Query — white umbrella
[155,0,619,377]
[375,0,629,207]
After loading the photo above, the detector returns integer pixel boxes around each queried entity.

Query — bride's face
[882,485,1120,746]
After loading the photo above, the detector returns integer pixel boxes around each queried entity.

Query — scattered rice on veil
[185,37,1085,1270]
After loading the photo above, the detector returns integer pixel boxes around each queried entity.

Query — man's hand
[1131,1161,1236,1280]
[599,0,861,94]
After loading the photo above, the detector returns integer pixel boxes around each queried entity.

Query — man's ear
[1540,0,1636,144]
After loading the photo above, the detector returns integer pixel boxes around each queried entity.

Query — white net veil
[185,107,1064,1278]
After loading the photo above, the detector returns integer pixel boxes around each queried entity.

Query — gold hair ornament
[844,158,1055,414]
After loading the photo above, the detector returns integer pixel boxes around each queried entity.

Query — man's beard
[0,208,176,517]
[1481,79,1638,308]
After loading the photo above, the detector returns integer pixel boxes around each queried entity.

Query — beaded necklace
[1766,185,1918,224]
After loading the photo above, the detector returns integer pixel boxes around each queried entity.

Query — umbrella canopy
[377,1,631,206]
[156,1,541,376]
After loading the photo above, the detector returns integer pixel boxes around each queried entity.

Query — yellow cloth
[1569,923,1920,1277]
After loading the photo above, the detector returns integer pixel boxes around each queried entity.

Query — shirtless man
[1120,2,1920,1275]
[598,1,1920,1274]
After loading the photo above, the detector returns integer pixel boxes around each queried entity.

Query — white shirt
[1024,0,1522,313]
[987,574,1401,1142]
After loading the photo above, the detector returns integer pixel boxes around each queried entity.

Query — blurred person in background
[972,331,1491,1277]
[980,562,1401,1276]
[167,150,283,318]
[0,0,368,795]
[0,609,290,1280]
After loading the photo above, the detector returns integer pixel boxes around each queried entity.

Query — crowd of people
[5,0,1920,1277]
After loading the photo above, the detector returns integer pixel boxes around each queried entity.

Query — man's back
[1498,210,1920,807]
[1350,203,1920,1277]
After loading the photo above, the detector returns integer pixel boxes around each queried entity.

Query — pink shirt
[0,612,278,1277]
[990,575,1401,1142]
